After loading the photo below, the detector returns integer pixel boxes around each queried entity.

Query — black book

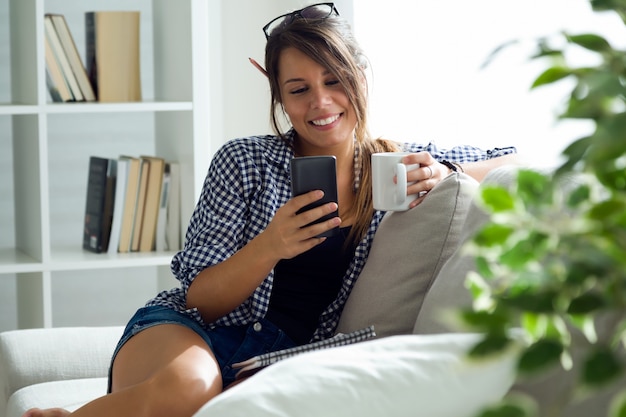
[83,156,117,253]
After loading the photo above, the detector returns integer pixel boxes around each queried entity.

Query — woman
[24,4,517,417]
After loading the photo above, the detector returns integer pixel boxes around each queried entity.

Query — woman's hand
[259,190,341,260]
[399,152,453,208]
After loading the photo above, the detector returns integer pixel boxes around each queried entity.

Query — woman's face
[278,47,357,155]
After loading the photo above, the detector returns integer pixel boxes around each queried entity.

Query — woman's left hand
[400,152,453,208]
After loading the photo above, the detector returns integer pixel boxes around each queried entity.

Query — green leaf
[461,309,510,332]
[567,184,591,208]
[567,292,607,314]
[583,348,624,386]
[499,232,550,270]
[532,66,573,89]
[589,199,626,220]
[477,403,528,417]
[474,223,516,247]
[481,186,517,212]
[518,339,564,373]
[501,289,558,313]
[469,334,512,357]
[567,33,612,52]
[517,170,553,206]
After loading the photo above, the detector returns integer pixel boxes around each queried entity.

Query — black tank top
[266,227,355,344]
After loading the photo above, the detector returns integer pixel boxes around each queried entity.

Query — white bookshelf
[0,0,212,329]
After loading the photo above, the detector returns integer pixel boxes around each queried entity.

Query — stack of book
[44,13,96,102]
[44,11,142,103]
[82,155,182,254]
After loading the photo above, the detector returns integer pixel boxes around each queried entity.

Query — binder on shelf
[85,11,142,102]
[118,156,141,253]
[83,156,117,253]
[138,156,165,252]
[47,13,96,102]
[44,15,83,102]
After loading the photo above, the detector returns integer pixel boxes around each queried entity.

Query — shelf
[49,246,176,270]
[0,101,193,115]
[0,104,40,115]
[44,101,193,114]
[0,248,42,274]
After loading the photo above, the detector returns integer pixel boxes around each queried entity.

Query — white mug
[372,152,419,211]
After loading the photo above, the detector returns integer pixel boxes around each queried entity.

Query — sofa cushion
[196,332,522,417]
[6,378,106,417]
[336,172,478,338]
[0,326,123,414]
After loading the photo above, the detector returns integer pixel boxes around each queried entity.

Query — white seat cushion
[6,378,106,417]
[196,332,523,417]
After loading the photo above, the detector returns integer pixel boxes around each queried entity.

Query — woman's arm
[452,153,521,182]
[186,191,341,324]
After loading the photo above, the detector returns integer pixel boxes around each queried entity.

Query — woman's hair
[264,11,400,247]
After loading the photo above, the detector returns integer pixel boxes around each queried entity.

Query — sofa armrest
[0,326,123,412]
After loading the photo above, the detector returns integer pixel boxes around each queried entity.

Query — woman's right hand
[260,190,341,260]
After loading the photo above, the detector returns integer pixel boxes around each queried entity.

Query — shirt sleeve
[402,142,517,163]
[170,143,250,295]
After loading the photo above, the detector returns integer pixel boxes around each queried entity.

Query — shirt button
[253,322,262,332]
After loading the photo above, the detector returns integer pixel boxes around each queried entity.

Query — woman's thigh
[111,323,221,393]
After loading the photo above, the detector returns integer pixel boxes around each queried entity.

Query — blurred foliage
[464,2,626,416]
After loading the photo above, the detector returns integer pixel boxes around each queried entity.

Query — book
[155,163,172,252]
[47,14,96,102]
[165,162,181,251]
[85,11,142,102]
[44,15,83,102]
[232,326,376,380]
[130,158,150,252]
[118,156,141,253]
[44,35,73,102]
[138,156,165,252]
[83,157,116,253]
[107,157,129,254]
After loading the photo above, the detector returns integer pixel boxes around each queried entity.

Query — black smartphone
[290,156,340,238]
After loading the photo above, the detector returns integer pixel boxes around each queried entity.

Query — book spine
[83,157,110,253]
[85,12,98,99]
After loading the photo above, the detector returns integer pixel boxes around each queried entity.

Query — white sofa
[0,167,618,417]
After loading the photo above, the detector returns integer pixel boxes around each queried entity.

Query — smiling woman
[354,0,626,168]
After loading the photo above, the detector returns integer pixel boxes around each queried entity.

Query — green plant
[460,1,626,416]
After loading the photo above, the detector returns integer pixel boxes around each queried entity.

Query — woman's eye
[326,79,340,86]
[290,87,307,95]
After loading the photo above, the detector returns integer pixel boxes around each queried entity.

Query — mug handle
[395,163,407,204]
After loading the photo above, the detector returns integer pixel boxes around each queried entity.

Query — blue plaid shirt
[147,129,516,341]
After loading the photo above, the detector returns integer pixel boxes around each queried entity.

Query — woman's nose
[309,87,332,109]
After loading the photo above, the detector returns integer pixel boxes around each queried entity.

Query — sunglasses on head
[263,2,339,39]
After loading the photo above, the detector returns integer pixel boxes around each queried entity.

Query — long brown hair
[265,13,400,246]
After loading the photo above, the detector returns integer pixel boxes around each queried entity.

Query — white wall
[355,0,626,168]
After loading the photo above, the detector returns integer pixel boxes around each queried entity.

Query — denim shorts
[107,305,296,392]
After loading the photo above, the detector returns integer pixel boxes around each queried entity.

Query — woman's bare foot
[22,408,71,417]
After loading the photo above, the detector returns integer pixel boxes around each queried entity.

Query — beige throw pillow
[336,172,479,338]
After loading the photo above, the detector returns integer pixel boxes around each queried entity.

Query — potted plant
[458,0,626,416]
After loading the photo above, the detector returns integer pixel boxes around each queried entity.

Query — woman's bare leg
[22,324,223,417]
